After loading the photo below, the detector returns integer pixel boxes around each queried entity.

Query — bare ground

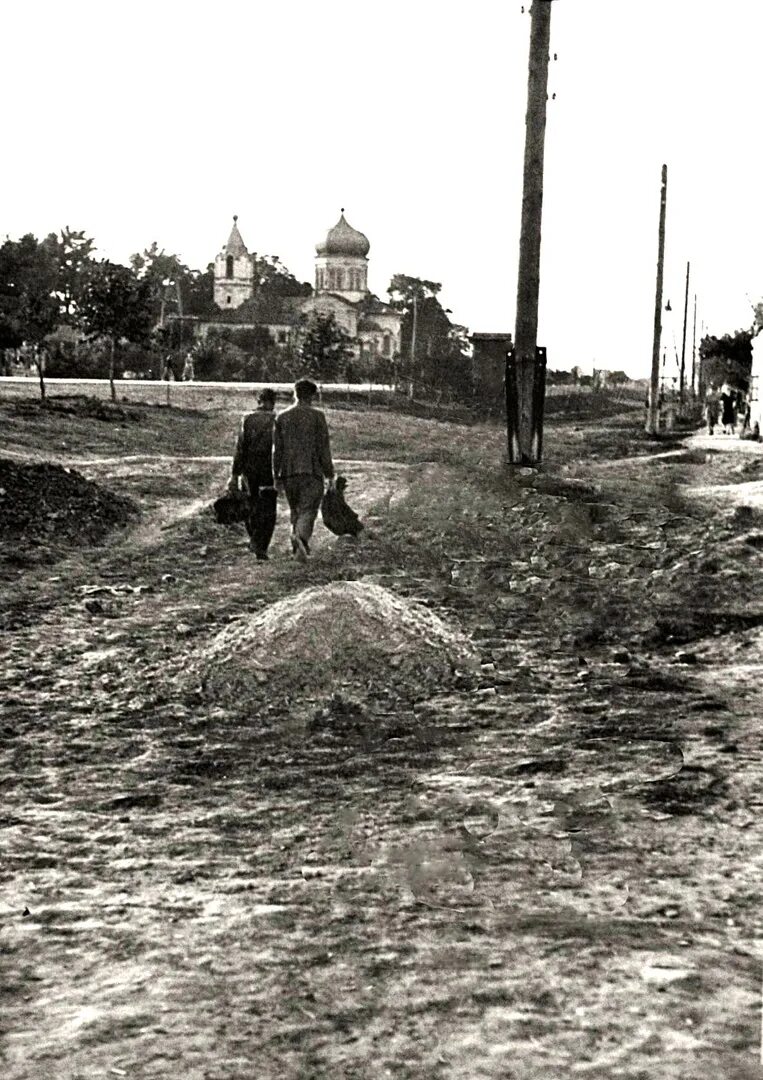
[1,397,762,1080]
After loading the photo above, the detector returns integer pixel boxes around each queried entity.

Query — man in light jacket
[273,378,335,561]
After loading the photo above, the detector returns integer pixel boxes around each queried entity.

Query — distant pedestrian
[734,390,747,436]
[162,355,175,382]
[229,388,278,559]
[273,378,335,562]
[704,384,721,435]
[182,352,195,382]
[720,382,736,434]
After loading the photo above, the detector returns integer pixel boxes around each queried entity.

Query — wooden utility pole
[691,293,697,398]
[679,260,690,405]
[508,0,553,464]
[408,293,418,399]
[646,164,668,435]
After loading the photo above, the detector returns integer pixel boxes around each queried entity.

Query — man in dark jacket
[273,378,335,561]
[230,388,278,559]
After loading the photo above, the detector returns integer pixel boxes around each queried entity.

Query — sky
[2,0,762,378]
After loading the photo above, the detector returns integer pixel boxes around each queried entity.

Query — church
[198,211,402,364]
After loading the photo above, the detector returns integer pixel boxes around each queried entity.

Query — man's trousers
[244,472,277,556]
[283,474,324,548]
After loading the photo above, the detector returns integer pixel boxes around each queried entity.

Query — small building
[471,332,512,404]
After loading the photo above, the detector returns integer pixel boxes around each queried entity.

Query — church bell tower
[214,216,254,309]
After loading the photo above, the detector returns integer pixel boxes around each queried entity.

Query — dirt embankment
[0,457,137,568]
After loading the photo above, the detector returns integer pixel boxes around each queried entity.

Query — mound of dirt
[191,580,478,701]
[0,457,138,554]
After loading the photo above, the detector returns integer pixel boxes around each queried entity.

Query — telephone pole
[646,164,668,435]
[679,260,690,406]
[408,292,418,399]
[691,293,698,398]
[508,0,553,465]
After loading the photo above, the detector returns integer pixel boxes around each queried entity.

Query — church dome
[316,211,370,257]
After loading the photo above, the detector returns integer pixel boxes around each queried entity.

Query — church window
[277,330,287,344]
[226,295,232,305]
[328,269,336,290]
[226,255,234,278]
[337,270,344,290]
[383,333,391,357]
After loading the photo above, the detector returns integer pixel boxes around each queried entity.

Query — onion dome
[224,215,249,257]
[316,210,370,257]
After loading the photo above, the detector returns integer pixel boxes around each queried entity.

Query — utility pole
[679,260,690,406]
[691,293,697,398]
[408,292,418,399]
[175,278,184,379]
[646,164,668,435]
[508,0,553,465]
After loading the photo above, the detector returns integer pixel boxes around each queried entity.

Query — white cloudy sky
[2,0,761,377]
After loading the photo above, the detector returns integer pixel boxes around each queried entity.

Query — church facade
[199,212,402,364]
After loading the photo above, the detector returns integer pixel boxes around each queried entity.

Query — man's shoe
[255,552,269,561]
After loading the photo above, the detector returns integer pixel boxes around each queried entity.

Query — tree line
[0,229,474,400]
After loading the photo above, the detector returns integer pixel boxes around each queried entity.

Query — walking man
[704,384,721,435]
[273,378,335,561]
[229,388,278,559]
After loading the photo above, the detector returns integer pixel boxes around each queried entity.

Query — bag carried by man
[212,487,249,525]
[321,475,364,537]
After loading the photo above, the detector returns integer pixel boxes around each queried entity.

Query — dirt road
[1,401,762,1079]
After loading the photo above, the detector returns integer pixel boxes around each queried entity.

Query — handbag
[321,476,364,537]
[212,487,249,525]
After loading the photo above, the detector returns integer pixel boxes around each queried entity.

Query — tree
[387,273,471,394]
[79,261,153,401]
[130,242,193,325]
[45,227,97,322]
[185,264,217,319]
[0,234,60,399]
[698,329,753,392]
[299,312,354,381]
[253,254,312,297]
